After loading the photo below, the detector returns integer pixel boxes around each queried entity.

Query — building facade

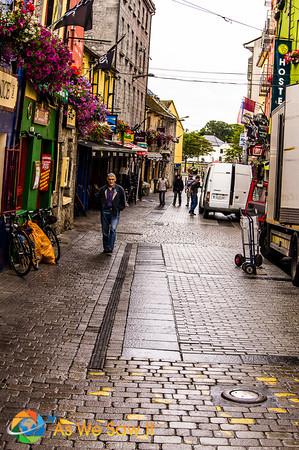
[86,0,155,127]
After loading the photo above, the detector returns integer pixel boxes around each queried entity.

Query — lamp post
[132,73,155,82]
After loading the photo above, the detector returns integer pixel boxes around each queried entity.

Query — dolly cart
[234,209,263,275]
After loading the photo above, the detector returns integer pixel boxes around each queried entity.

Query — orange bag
[27,220,56,265]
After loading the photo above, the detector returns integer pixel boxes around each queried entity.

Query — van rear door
[232,164,252,210]
[209,164,231,209]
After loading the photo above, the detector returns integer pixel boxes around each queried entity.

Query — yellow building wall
[167,101,184,165]
[41,0,67,39]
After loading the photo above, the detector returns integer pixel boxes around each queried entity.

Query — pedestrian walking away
[189,175,201,215]
[98,173,126,254]
[157,175,169,207]
[185,173,194,207]
[172,174,184,206]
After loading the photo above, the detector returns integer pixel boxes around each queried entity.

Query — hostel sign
[271,39,292,112]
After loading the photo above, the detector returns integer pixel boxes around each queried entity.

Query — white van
[199,163,252,218]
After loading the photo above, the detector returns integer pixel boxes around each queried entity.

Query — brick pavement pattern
[0,191,299,449]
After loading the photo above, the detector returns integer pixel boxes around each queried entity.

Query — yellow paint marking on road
[294,379,299,382]
[88,371,105,376]
[102,387,113,392]
[256,377,277,383]
[96,420,106,424]
[138,434,149,440]
[268,408,288,413]
[59,419,76,425]
[88,390,111,396]
[222,430,234,438]
[129,372,145,376]
[152,398,173,404]
[292,421,299,426]
[216,406,223,412]
[229,418,256,425]
[126,414,146,420]
[275,392,296,398]
[219,412,232,418]
[289,398,299,403]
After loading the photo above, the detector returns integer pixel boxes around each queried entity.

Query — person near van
[98,173,126,254]
[185,174,194,207]
[157,175,168,207]
[173,174,184,207]
[189,175,201,215]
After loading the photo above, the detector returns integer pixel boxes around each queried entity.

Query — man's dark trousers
[101,210,120,251]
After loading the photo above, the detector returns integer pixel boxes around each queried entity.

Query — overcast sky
[148,0,267,131]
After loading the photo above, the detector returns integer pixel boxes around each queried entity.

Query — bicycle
[30,208,60,262]
[2,213,33,276]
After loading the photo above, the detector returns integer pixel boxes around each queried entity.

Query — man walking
[189,175,202,216]
[98,173,126,254]
[157,175,168,207]
[185,173,194,208]
[173,174,184,207]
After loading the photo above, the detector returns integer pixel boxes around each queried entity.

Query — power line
[150,67,249,76]
[170,0,263,32]
[151,75,286,88]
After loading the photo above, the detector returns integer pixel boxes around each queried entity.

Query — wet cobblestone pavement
[0,192,299,449]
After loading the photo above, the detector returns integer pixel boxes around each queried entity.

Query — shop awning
[78,140,137,156]
[146,152,163,160]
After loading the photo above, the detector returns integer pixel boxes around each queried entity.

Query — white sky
[148,0,267,131]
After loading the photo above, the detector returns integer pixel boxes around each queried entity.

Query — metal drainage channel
[89,243,132,369]
[222,388,267,405]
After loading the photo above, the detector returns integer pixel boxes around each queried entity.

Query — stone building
[86,0,155,127]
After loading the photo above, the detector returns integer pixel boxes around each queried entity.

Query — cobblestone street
[1,192,299,449]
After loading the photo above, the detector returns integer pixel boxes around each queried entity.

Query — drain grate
[89,243,132,369]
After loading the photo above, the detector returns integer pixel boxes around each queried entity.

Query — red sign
[39,154,52,191]
[249,145,264,157]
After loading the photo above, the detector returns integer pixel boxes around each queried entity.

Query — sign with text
[106,114,117,133]
[271,39,292,112]
[39,154,52,192]
[0,69,18,111]
[34,104,49,126]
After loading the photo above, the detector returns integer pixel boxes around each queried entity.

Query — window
[45,0,55,27]
[121,18,125,50]
[135,37,138,64]
[126,24,130,54]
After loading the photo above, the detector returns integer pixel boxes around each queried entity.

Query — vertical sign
[271,39,292,112]
[39,154,52,191]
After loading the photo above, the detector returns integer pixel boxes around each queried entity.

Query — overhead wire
[169,0,263,32]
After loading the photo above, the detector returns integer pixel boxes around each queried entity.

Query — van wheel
[203,207,209,219]
[290,234,299,286]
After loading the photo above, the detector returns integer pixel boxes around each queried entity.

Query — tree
[224,124,244,163]
[183,132,213,159]
[200,120,233,142]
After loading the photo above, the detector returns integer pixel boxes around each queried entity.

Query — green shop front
[19,86,58,211]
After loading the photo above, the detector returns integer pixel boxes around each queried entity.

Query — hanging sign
[271,39,292,112]
[39,154,52,191]
[34,104,49,126]
[66,105,76,128]
[0,69,18,111]
[106,114,118,133]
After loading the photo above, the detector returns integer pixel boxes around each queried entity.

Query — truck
[260,83,299,286]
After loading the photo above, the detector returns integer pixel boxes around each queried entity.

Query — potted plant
[285,49,299,65]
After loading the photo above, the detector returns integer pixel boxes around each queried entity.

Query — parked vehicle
[260,84,299,286]
[199,163,252,218]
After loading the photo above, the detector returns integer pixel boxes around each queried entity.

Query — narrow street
[1,192,299,450]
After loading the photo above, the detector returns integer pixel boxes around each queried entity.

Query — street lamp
[178,116,189,121]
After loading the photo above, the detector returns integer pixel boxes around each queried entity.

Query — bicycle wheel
[45,227,60,262]
[9,231,32,276]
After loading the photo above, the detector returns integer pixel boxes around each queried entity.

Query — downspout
[288,0,292,40]
[112,0,121,115]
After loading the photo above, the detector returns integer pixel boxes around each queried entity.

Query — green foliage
[200,120,234,142]
[224,124,244,163]
[183,132,213,158]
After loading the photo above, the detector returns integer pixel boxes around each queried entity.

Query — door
[232,165,252,210]
[76,146,92,213]
[209,164,232,209]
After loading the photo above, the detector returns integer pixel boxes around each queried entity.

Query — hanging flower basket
[284,50,299,65]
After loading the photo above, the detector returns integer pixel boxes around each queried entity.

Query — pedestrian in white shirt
[157,175,169,207]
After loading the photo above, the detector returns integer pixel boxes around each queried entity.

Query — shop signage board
[106,114,118,133]
[34,104,49,126]
[39,154,52,191]
[0,69,18,111]
[271,39,292,112]
[66,105,76,128]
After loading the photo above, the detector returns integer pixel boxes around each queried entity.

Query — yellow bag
[27,220,56,265]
